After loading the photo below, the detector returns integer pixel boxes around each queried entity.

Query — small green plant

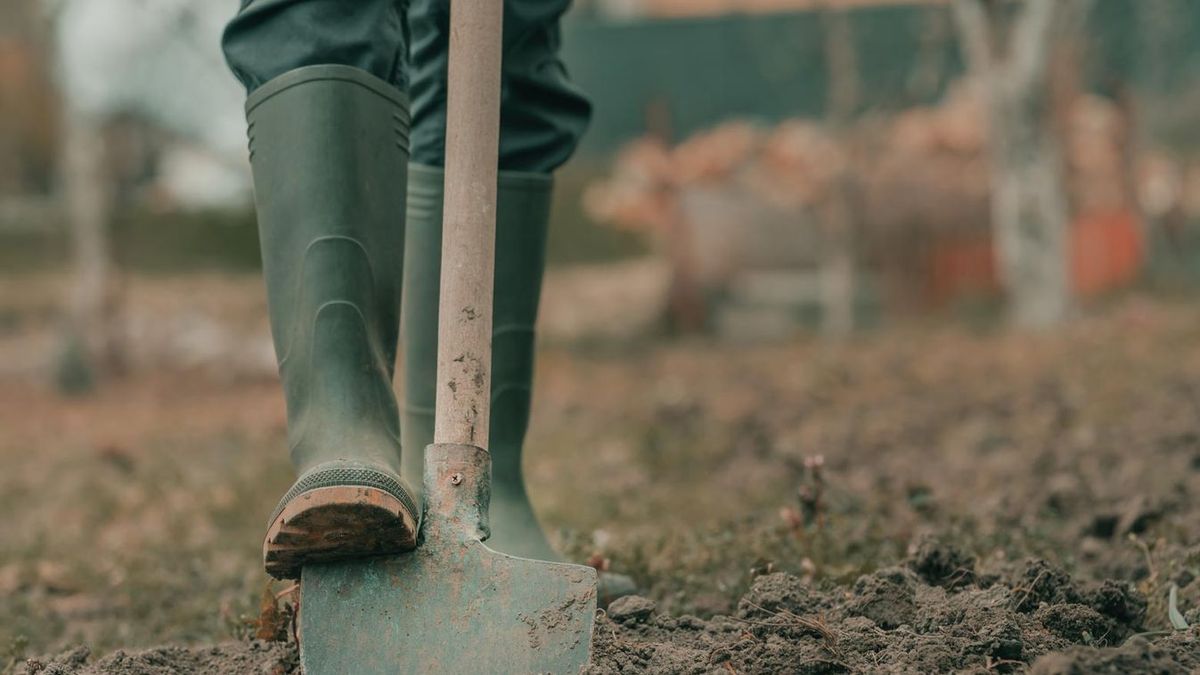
[1167,585,1190,630]
[54,333,95,396]
[1,635,29,675]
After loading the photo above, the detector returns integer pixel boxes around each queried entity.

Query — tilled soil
[13,642,296,675]
[21,550,1199,674]
[5,294,1200,673]
[588,545,1200,673]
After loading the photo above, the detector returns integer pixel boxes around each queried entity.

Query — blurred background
[4,0,1200,667]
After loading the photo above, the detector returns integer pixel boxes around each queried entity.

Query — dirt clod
[737,572,819,618]
[607,595,657,624]
[971,616,1025,661]
[1029,632,1200,674]
[1011,559,1082,612]
[1034,603,1114,644]
[846,567,918,629]
[1083,579,1146,627]
[907,536,977,589]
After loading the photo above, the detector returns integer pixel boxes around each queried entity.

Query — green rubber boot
[402,165,635,604]
[249,66,418,580]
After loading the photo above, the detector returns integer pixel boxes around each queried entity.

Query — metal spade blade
[299,445,597,674]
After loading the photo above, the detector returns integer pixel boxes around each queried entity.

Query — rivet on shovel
[449,472,463,485]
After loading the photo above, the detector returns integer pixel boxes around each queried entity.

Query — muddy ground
[2,275,1199,673]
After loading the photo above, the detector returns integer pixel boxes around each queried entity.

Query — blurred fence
[4,0,1200,193]
[563,0,1200,157]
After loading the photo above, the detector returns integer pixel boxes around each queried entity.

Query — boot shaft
[248,66,410,473]
[401,165,552,485]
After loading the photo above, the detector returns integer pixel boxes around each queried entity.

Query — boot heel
[264,463,418,580]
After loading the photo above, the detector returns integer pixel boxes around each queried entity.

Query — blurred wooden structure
[585,82,1148,333]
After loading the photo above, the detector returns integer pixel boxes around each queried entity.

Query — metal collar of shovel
[297,1,597,672]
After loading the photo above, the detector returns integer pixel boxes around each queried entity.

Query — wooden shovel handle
[434,0,504,450]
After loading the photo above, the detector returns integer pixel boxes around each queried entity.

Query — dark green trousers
[221,0,591,173]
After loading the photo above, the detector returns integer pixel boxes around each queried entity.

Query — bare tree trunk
[953,0,1093,329]
[57,109,117,392]
[818,2,860,337]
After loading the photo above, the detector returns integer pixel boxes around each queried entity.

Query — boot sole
[263,486,418,580]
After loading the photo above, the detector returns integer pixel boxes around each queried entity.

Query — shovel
[295,1,598,672]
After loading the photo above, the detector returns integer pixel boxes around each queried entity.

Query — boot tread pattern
[264,476,419,580]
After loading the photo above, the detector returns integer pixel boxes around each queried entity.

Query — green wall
[561,0,1200,158]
